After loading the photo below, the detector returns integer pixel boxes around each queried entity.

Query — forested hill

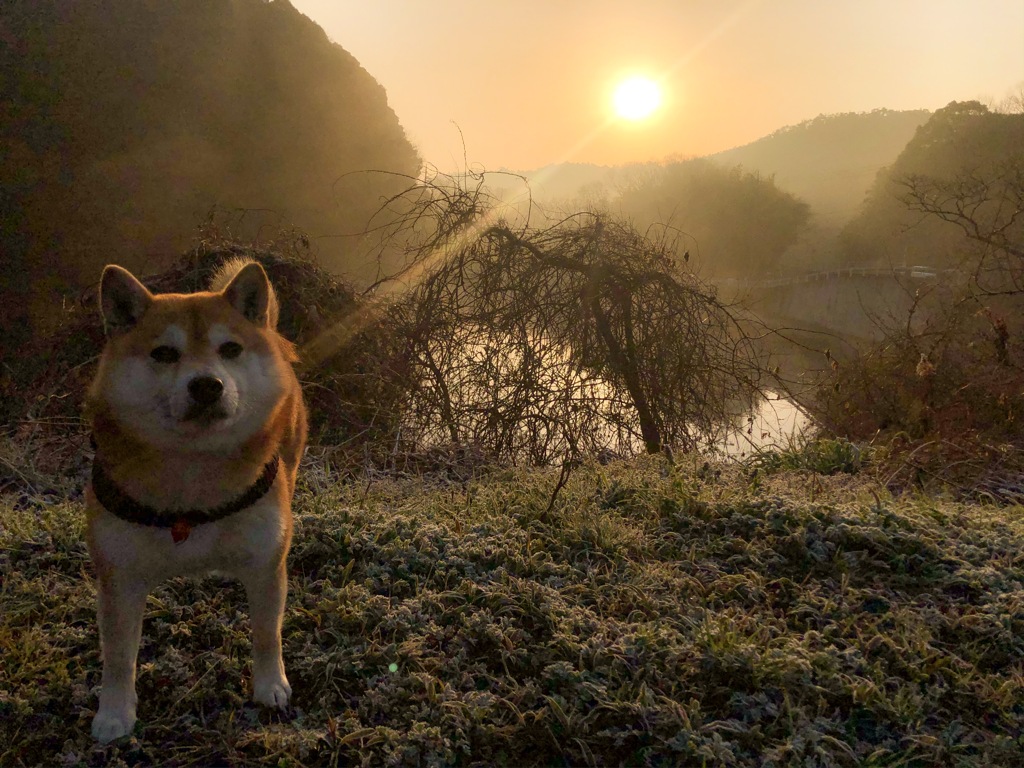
[517,110,931,224]
[0,0,420,356]
[708,109,931,223]
[840,101,1024,269]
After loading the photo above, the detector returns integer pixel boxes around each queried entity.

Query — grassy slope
[1,458,1022,767]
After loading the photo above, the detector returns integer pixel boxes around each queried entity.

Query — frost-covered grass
[1,457,1023,766]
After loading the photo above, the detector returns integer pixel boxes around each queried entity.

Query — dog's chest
[90,495,286,582]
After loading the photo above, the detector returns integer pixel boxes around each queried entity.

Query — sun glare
[612,77,662,121]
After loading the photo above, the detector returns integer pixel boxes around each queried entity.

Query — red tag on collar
[171,519,192,544]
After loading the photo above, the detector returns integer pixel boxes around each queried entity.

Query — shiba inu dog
[85,258,307,742]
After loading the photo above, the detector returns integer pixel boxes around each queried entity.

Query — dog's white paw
[91,707,136,743]
[253,675,292,709]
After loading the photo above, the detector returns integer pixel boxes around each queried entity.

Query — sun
[612,76,662,121]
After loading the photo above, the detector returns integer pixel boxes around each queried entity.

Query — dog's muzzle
[184,376,227,422]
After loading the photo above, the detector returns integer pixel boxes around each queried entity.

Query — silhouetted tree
[808,102,1024,469]
[374,172,763,462]
[899,158,1024,292]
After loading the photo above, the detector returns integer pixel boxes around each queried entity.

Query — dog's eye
[219,341,243,359]
[150,346,180,364]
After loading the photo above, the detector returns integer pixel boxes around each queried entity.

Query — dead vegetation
[796,262,1024,502]
[3,169,766,484]
[393,212,762,464]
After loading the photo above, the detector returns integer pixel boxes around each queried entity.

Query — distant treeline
[531,104,1022,279]
[520,110,935,277]
[710,108,932,224]
[613,160,810,276]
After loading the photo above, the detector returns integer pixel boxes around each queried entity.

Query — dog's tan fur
[85,260,307,742]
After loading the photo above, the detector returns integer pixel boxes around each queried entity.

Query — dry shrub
[810,290,1024,498]
[336,167,765,467]
[390,212,763,464]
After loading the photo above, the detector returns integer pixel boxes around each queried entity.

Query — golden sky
[289,0,1024,171]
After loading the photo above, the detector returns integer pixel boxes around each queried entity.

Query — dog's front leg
[92,572,148,742]
[242,560,291,708]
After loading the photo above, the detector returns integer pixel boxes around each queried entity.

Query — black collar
[91,454,279,536]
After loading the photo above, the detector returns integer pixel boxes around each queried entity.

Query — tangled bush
[809,289,1024,496]
[390,212,763,464]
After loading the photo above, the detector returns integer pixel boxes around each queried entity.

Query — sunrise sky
[289,0,1024,171]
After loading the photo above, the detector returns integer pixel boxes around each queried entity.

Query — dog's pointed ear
[100,265,152,335]
[222,261,274,327]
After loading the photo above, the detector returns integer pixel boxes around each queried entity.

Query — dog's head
[90,261,297,451]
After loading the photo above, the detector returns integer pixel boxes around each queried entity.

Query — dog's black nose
[188,376,224,405]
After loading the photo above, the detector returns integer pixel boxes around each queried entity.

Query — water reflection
[717,392,810,458]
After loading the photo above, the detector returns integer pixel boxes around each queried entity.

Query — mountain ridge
[515,109,932,221]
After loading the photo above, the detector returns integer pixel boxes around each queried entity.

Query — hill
[0,0,421,357]
[515,111,930,225]
[840,101,1024,269]
[708,109,931,224]
[613,159,811,277]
